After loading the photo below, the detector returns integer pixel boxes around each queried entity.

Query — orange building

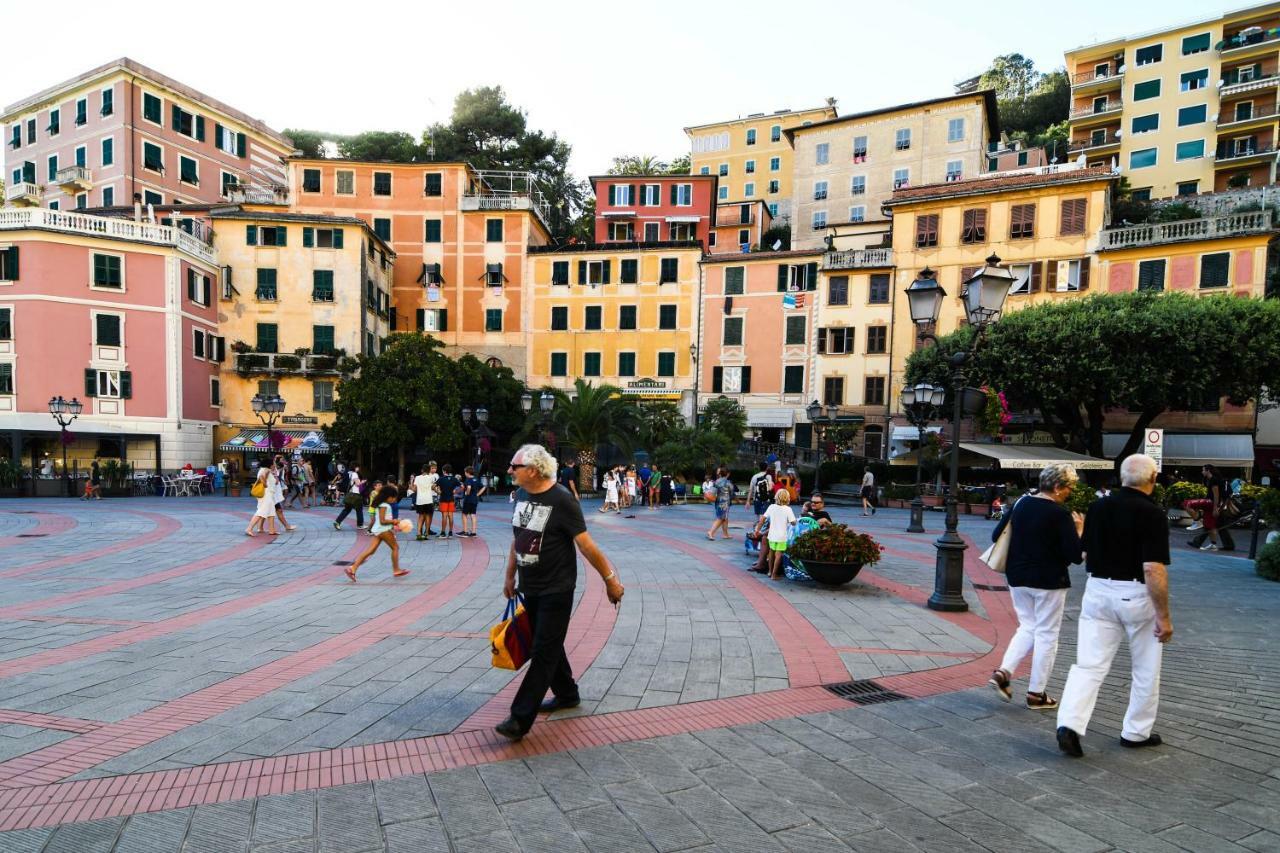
[286,159,550,378]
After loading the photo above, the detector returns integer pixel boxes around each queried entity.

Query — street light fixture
[806,399,840,495]
[899,382,946,533]
[47,395,84,497]
[250,393,287,452]
[908,255,1015,612]
[461,405,495,472]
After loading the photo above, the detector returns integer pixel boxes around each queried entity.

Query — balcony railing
[234,352,342,376]
[1220,29,1280,55]
[1221,72,1280,96]
[1068,131,1121,153]
[3,182,42,206]
[0,207,215,264]
[1215,142,1277,163]
[1099,211,1271,251]
[55,165,93,192]
[1071,67,1124,87]
[1069,100,1123,120]
[823,248,893,270]
[1218,101,1280,127]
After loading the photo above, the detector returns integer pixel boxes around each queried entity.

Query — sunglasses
[508,463,527,470]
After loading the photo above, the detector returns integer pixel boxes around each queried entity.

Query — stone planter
[921,494,943,507]
[793,558,866,586]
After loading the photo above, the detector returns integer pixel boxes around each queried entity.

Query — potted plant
[0,459,22,498]
[230,340,252,354]
[788,523,883,586]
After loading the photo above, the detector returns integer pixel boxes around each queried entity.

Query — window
[486,218,504,242]
[179,156,198,186]
[209,377,220,407]
[852,136,868,162]
[25,119,34,144]
[608,221,634,241]
[579,260,607,286]
[660,258,679,283]
[699,166,710,175]
[584,306,602,330]
[256,268,278,300]
[1137,259,1166,291]
[673,183,692,206]
[961,208,987,243]
[551,260,569,285]
[101,137,114,166]
[659,304,678,329]
[550,306,568,330]
[1135,44,1163,65]
[948,118,965,142]
[812,211,827,230]
[1009,262,1036,294]
[144,190,162,206]
[485,308,503,331]
[416,308,447,331]
[1200,252,1230,288]
[783,365,804,394]
[171,106,203,140]
[893,169,909,190]
[423,219,442,243]
[550,352,568,376]
[302,169,321,193]
[723,316,744,346]
[1010,204,1036,239]
[827,275,848,305]
[46,154,57,182]
[1132,188,1152,202]
[616,258,637,284]
[373,218,391,241]
[895,128,912,151]
[1133,79,1161,100]
[1132,114,1159,134]
[866,326,887,353]
[421,173,444,198]
[91,253,122,289]
[945,161,963,182]
[215,125,243,156]
[583,352,601,377]
[770,125,781,142]
[744,183,755,197]
[847,175,866,197]
[256,323,278,353]
[768,180,780,194]
[312,270,334,301]
[813,180,828,200]
[1183,32,1210,54]
[1051,258,1089,291]
[718,163,728,177]
[75,194,87,211]
[9,125,18,149]
[785,315,806,345]
[864,376,886,406]
[815,143,829,164]
[1177,181,1200,197]
[88,369,128,399]
[619,305,637,330]
[849,205,866,223]
[75,98,87,126]
[823,377,844,405]
[1130,147,1158,169]
[820,327,854,355]
[618,352,636,377]
[305,228,343,249]
[769,203,778,218]
[1060,199,1087,235]
[248,225,287,246]
[1176,140,1205,161]
[1181,69,1208,91]
[336,170,354,194]
[745,128,756,146]
[769,156,781,172]
[101,88,114,117]
[47,108,59,136]
[313,381,335,412]
[102,187,114,207]
[868,274,890,304]
[718,186,729,200]
[143,141,164,173]
[1235,102,1255,122]
[187,268,211,306]
[95,314,121,346]
[373,172,392,196]
[313,325,335,355]
[745,160,755,174]
[915,214,939,248]
[657,352,676,377]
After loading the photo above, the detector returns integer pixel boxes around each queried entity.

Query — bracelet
[603,571,617,581]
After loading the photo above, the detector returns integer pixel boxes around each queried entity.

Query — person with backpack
[705,466,736,540]
[333,466,366,530]
[749,462,774,522]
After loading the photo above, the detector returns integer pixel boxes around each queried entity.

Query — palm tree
[548,379,639,491]
[637,402,687,449]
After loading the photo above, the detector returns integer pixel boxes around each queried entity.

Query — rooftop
[883,164,1117,208]
[529,240,702,255]
[1065,1,1280,53]
[700,247,824,264]
[785,91,1000,144]
[683,104,838,134]
[209,206,396,255]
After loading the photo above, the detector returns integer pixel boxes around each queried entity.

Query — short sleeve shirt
[437,475,461,503]
[511,484,587,596]
[413,473,437,505]
[462,476,484,505]
[714,477,734,510]
[1082,487,1171,582]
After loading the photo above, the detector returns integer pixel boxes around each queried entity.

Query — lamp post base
[927,535,969,612]
[906,497,926,533]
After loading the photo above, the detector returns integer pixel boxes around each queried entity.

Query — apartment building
[788,92,998,252]
[3,58,293,212]
[209,206,393,459]
[686,105,838,227]
[0,206,222,474]
[287,159,550,379]
[526,243,702,415]
[709,200,773,254]
[589,174,717,250]
[1065,2,1280,198]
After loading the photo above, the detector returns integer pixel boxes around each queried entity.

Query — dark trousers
[510,590,577,730]
[335,501,364,527]
[1190,527,1236,550]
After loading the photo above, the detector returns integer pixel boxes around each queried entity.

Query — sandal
[344,567,357,582]
[285,525,297,531]
[1026,691,1058,711]
[392,570,411,578]
[989,669,1012,701]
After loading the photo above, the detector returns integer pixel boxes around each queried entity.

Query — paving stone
[316,783,382,853]
[41,818,124,853]
[428,767,506,840]
[0,828,53,853]
[373,774,435,825]
[251,791,316,845]
[383,816,449,853]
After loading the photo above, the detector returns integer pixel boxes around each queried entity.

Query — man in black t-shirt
[496,444,624,741]
[802,494,833,527]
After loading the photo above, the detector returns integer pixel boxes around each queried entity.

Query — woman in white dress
[600,470,620,513]
[245,460,279,536]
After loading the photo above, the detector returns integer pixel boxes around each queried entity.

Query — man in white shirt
[861,469,876,517]
[412,462,439,540]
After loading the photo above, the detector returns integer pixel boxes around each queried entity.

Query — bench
[822,483,863,506]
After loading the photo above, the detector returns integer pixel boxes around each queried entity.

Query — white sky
[2,0,1234,177]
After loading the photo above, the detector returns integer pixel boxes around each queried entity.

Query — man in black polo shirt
[1057,453,1173,757]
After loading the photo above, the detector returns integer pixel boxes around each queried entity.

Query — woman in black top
[988,464,1084,710]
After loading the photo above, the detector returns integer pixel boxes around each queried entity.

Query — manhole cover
[972,583,1009,591]
[16,533,47,538]
[822,679,911,706]
[333,560,353,566]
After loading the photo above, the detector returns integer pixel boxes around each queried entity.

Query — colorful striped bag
[490,595,532,670]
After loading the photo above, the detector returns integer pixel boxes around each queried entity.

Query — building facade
[686,105,838,227]
[590,175,717,250]
[3,58,293,212]
[787,92,998,252]
[710,200,773,254]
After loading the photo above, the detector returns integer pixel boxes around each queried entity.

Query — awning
[664,215,702,223]
[1102,433,1254,466]
[602,210,636,218]
[893,441,1112,469]
[747,407,796,428]
[889,424,943,442]
[219,429,330,455]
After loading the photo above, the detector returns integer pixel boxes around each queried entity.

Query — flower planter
[793,558,865,586]
[921,495,943,507]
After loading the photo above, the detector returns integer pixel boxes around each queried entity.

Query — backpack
[754,475,772,505]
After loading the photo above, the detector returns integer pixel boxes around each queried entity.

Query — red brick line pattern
[0,710,101,735]
[0,537,491,789]
[832,646,980,659]
[0,511,78,548]
[0,511,182,580]
[17,617,149,628]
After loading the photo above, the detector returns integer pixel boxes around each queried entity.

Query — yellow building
[1065,1,1280,198]
[788,92,998,252]
[210,205,394,458]
[526,243,703,413]
[686,104,838,228]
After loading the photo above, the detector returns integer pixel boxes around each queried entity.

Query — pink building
[0,207,222,477]
[590,174,718,249]
[2,58,293,212]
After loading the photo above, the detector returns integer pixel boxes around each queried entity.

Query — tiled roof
[208,207,396,255]
[528,240,702,255]
[883,166,1117,207]
[785,91,1000,143]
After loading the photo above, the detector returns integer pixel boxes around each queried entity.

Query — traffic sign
[1143,428,1164,472]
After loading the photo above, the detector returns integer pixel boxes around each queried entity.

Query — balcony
[1071,66,1124,91]
[463,169,550,226]
[1220,27,1280,59]
[1220,72,1280,98]
[1067,130,1121,155]
[823,248,893,270]
[0,207,215,264]
[1214,142,1278,166]
[1099,211,1271,251]
[1217,101,1280,130]
[3,182,41,207]
[55,166,92,194]
[234,352,342,376]
[1069,100,1123,123]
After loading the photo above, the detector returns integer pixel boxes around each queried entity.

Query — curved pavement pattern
[0,499,1276,851]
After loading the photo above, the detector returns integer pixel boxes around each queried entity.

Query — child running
[345,484,409,582]
[436,464,460,538]
[460,466,485,536]
[364,479,383,535]
[762,490,796,580]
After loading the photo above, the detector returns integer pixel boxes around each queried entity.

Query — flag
[782,292,796,309]
[794,294,806,308]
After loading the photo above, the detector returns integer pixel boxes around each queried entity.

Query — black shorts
[415,504,435,516]
[461,503,478,516]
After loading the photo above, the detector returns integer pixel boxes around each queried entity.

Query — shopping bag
[490,595,532,670]
[979,520,1011,573]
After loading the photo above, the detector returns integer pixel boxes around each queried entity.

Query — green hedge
[1256,539,1280,582]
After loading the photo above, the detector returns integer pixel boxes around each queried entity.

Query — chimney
[132,193,142,222]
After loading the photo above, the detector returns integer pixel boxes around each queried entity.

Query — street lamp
[805,399,840,495]
[899,382,946,533]
[461,405,493,472]
[47,395,84,497]
[907,255,1015,612]
[250,393,287,452]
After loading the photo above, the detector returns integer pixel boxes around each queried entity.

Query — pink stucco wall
[1108,261,1133,293]
[1234,249,1253,285]
[1170,256,1195,290]
[178,259,220,422]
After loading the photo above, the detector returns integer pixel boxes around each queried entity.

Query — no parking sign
[1143,428,1164,472]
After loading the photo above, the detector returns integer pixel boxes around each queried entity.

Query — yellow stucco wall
[813,265,896,432]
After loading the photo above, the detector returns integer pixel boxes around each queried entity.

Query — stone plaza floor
[0,494,1276,851]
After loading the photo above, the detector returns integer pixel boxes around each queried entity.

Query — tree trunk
[396,443,405,487]
[576,449,597,493]
[1114,406,1166,471]
[1084,402,1106,459]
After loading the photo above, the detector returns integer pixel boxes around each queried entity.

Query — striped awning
[219,429,329,455]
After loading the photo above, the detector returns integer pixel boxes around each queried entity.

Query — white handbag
[980,520,1012,573]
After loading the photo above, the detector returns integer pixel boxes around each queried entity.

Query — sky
[1,0,1238,178]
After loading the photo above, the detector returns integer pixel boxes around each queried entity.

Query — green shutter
[602,260,611,284]
[172,104,181,130]
[578,260,587,284]
[438,309,447,331]
[712,366,723,392]
[277,226,287,246]
[333,229,343,249]
[84,368,97,398]
[741,366,751,393]
[303,227,314,248]
[214,123,224,149]
[608,185,616,205]
[236,133,246,157]
[246,225,257,245]
[195,115,205,141]
[777,264,789,291]
[806,262,818,290]
[5,247,17,280]
[670,184,678,205]
[119,371,132,399]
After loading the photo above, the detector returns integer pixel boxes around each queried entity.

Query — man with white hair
[496,444,624,742]
[1057,453,1173,757]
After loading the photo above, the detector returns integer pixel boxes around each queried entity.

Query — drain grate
[972,582,1009,591]
[16,533,47,538]
[822,679,911,706]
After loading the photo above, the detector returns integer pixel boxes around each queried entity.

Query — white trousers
[998,586,1069,693]
[1057,577,1163,741]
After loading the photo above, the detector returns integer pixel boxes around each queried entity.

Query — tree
[606,154,692,176]
[653,397,746,477]
[980,53,1038,101]
[668,154,691,175]
[700,396,748,446]
[634,402,687,449]
[979,56,1070,155]
[338,131,424,162]
[760,223,791,251]
[905,293,1280,465]
[283,129,328,158]
[547,379,641,490]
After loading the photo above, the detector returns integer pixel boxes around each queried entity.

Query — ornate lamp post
[461,405,492,471]
[47,395,84,497]
[250,393,287,452]
[899,381,946,534]
[905,256,1015,612]
[805,399,840,495]
[520,391,557,450]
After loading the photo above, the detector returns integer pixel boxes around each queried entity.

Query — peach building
[0,206,222,477]
[287,159,550,378]
[709,200,774,255]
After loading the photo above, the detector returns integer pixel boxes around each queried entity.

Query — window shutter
[7,246,18,280]
[203,276,212,305]
[120,371,132,399]
[214,123,224,149]
[195,115,205,142]
[777,264,789,292]
[1079,257,1091,290]
[1046,260,1058,291]
[741,366,752,393]
[84,368,97,398]
[1030,261,1043,292]
[171,104,180,130]
[712,366,723,393]
[186,269,196,302]
[438,309,447,331]
[333,229,343,249]
[577,260,587,284]
[416,309,425,331]
[213,336,225,362]
[602,260,611,284]
[246,225,257,246]
[277,226,287,247]
[806,262,818,290]
[630,184,637,205]
[236,134,246,158]
[817,329,827,354]
[302,227,314,248]
[843,328,855,352]
[671,184,678,205]
[608,185,616,205]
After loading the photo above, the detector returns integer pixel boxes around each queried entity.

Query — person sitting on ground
[803,493,833,527]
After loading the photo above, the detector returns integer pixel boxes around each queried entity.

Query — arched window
[863,426,884,460]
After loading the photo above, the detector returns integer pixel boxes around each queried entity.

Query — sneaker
[1057,726,1084,757]
[1200,543,1220,551]
[332,522,341,531]
[1186,522,1204,531]
[988,669,1012,701]
[1026,692,1058,711]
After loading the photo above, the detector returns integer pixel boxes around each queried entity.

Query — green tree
[635,401,688,448]
[653,427,736,478]
[700,396,748,445]
[338,130,424,162]
[760,223,791,251]
[283,128,328,158]
[607,154,693,176]
[980,57,1070,154]
[547,379,641,490]
[980,53,1039,100]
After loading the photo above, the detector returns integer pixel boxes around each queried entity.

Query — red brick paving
[0,710,101,735]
